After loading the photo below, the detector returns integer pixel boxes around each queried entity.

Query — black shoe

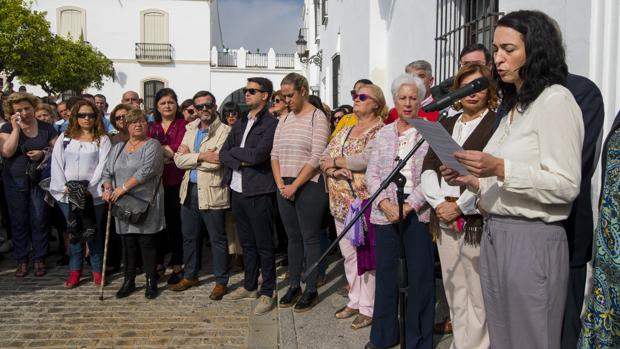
[279,286,301,308]
[145,277,158,299]
[167,270,182,285]
[293,290,318,312]
[56,255,69,266]
[115,278,136,299]
[364,341,385,349]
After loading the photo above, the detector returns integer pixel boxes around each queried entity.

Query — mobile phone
[15,112,21,123]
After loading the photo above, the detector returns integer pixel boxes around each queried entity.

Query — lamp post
[296,32,322,67]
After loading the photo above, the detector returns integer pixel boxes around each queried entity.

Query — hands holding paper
[440,150,505,192]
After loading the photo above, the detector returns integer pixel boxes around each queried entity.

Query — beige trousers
[436,225,489,349]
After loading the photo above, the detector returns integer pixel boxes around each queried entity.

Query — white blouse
[421,112,486,215]
[50,133,112,204]
[478,84,584,222]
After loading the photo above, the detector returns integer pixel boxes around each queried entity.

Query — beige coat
[174,118,231,210]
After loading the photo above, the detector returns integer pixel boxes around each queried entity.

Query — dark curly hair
[495,10,568,113]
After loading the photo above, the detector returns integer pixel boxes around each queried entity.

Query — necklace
[127,139,143,152]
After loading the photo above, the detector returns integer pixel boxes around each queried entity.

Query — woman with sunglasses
[271,72,330,312]
[109,104,135,144]
[148,88,187,284]
[365,75,433,349]
[50,99,111,288]
[221,101,241,126]
[320,84,386,330]
[1,92,58,277]
[180,99,197,123]
[269,90,288,118]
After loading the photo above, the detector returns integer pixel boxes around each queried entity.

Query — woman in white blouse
[50,99,111,289]
[421,64,498,349]
[441,11,584,349]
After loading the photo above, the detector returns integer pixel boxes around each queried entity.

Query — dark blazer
[562,74,605,267]
[219,106,279,197]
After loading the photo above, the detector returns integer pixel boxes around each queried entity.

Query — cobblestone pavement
[0,246,277,349]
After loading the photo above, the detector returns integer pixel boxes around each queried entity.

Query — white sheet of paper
[408,118,470,175]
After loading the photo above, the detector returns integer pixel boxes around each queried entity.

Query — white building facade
[303,0,619,132]
[24,0,301,111]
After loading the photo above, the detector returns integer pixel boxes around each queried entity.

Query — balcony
[218,51,237,67]
[210,46,301,70]
[246,52,268,68]
[135,43,173,62]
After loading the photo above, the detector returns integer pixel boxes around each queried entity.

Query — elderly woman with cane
[50,99,111,288]
[102,109,165,299]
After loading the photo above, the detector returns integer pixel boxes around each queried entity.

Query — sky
[216,0,304,53]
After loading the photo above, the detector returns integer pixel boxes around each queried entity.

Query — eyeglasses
[184,109,195,115]
[194,103,214,111]
[352,93,375,102]
[243,88,264,95]
[77,113,96,119]
[224,111,238,117]
[272,98,282,104]
[114,114,126,121]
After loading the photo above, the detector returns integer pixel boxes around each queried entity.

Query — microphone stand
[302,110,449,349]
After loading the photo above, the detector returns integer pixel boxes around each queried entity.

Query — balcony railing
[135,43,173,62]
[218,51,237,67]
[275,53,295,69]
[246,52,268,68]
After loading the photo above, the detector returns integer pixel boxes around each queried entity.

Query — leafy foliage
[0,0,113,94]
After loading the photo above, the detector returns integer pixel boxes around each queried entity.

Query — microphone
[422,77,489,112]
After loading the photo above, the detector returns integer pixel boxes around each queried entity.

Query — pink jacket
[365,122,430,225]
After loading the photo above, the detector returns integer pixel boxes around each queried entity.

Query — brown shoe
[335,306,359,319]
[209,284,227,300]
[170,278,199,292]
[433,317,453,335]
[351,314,372,330]
[33,261,46,277]
[15,263,28,277]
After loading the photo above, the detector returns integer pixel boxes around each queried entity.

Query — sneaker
[0,240,13,253]
[254,295,276,315]
[226,287,258,301]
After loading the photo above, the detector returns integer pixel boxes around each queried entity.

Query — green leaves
[0,0,113,94]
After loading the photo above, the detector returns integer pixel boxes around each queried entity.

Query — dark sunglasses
[352,93,375,102]
[272,98,282,104]
[77,113,96,119]
[184,109,195,115]
[243,88,264,95]
[224,111,238,117]
[114,114,126,121]
[194,103,214,111]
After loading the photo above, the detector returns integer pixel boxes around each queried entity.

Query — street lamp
[296,32,322,67]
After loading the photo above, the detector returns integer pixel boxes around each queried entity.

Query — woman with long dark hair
[50,99,111,288]
[147,88,186,284]
[441,10,583,348]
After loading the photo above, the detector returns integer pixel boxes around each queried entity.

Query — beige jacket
[174,118,231,210]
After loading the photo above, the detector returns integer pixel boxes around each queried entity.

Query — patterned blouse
[325,123,383,221]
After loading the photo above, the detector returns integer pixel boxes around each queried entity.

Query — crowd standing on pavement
[0,9,617,349]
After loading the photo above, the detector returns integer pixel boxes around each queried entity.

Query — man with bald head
[121,91,141,109]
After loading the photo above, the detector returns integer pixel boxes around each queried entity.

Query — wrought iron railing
[218,51,237,67]
[135,43,173,61]
[246,52,268,68]
[275,53,295,69]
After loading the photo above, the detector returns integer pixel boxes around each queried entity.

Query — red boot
[65,270,81,289]
[92,272,102,286]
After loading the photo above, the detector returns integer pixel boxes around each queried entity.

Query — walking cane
[99,202,113,301]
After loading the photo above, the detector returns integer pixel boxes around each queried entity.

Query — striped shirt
[271,108,330,182]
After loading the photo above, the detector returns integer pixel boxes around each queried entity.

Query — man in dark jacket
[219,77,279,315]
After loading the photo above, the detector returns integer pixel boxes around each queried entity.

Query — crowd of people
[0,9,618,349]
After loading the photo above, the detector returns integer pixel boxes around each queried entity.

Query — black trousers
[231,190,275,297]
[561,265,587,349]
[157,185,183,266]
[122,233,157,278]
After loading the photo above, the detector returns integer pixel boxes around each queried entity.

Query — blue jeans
[58,202,105,272]
[181,184,229,285]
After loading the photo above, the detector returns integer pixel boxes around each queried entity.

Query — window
[143,79,165,113]
[137,10,172,61]
[57,6,86,40]
[433,0,502,82]
[332,54,340,107]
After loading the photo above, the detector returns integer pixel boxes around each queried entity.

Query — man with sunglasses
[219,77,280,315]
[174,90,232,301]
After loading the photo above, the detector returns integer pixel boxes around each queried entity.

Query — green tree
[0,0,54,81]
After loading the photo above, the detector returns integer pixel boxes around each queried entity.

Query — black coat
[219,106,279,197]
[562,74,605,267]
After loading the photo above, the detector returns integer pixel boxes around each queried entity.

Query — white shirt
[230,117,256,193]
[478,85,584,222]
[421,111,486,215]
[50,133,112,204]
[398,127,418,195]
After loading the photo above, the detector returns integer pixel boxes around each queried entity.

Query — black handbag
[110,143,160,224]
